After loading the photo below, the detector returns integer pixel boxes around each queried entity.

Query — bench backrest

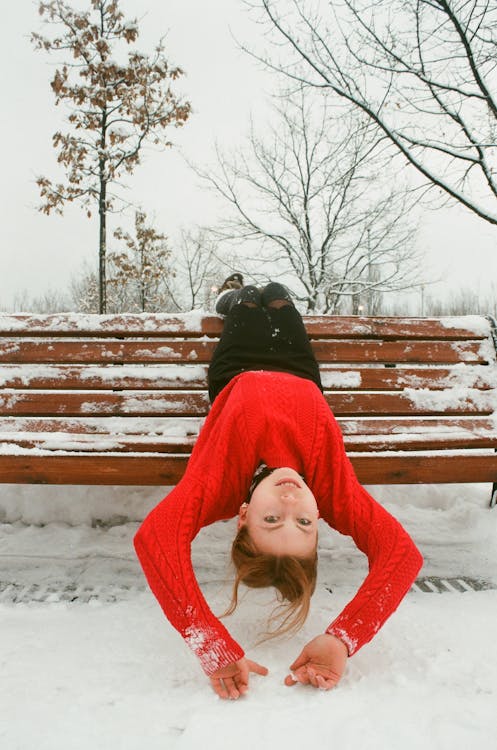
[1,312,496,485]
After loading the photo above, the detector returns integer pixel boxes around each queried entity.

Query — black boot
[215,284,262,315]
[261,282,294,308]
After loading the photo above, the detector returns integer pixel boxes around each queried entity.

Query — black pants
[208,304,323,403]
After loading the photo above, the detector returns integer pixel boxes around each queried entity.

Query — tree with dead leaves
[32,0,191,312]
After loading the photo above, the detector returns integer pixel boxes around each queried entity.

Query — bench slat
[1,390,494,417]
[2,429,495,453]
[0,415,494,436]
[0,314,489,340]
[0,416,204,435]
[1,452,496,485]
[0,391,210,417]
[1,364,494,391]
[0,339,489,365]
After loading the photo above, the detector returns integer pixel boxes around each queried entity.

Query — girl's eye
[263,515,279,523]
[298,518,312,526]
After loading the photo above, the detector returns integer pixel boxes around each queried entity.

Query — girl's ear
[237,502,249,529]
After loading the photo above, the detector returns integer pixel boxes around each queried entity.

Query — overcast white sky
[1,1,496,310]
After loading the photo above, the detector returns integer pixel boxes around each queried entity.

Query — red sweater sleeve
[134,477,245,675]
[309,402,423,655]
[133,375,263,676]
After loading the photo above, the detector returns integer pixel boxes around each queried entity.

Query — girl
[134,277,423,700]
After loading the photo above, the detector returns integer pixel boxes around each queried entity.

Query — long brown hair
[224,525,318,640]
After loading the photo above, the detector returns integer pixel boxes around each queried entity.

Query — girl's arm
[134,377,263,678]
[310,408,423,656]
[134,476,245,676]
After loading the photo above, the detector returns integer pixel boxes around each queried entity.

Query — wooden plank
[350,454,497,484]
[0,364,209,390]
[344,432,497,451]
[0,434,196,454]
[0,314,223,338]
[1,452,496,485]
[0,340,217,365]
[0,455,189,485]
[312,340,488,364]
[1,429,494,454]
[1,389,494,417]
[323,392,495,417]
[0,391,210,417]
[0,416,203,435]
[0,415,494,438]
[338,416,497,435]
[305,316,490,341]
[1,390,493,417]
[0,338,488,365]
[320,365,495,391]
[0,314,489,340]
[0,363,494,391]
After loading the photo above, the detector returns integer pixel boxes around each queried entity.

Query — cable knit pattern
[134,371,423,674]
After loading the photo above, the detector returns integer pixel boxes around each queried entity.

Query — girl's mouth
[276,478,301,489]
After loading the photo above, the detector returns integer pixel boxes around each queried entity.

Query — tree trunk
[98,175,107,314]
[98,98,108,314]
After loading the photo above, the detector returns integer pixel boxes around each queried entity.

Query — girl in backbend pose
[134,276,422,700]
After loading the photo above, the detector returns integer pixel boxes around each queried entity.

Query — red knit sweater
[134,370,423,675]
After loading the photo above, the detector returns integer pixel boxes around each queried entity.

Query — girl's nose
[279,489,297,501]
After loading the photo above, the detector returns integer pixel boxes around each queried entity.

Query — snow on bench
[0,313,497,504]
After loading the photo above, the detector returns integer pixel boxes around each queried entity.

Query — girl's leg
[263,285,322,392]
[208,299,273,402]
[208,281,323,402]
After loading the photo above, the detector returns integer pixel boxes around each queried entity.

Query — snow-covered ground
[1,482,496,750]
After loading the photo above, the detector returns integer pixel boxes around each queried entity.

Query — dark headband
[247,462,305,502]
[247,463,277,502]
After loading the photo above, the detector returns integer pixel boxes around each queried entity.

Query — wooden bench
[1,312,497,506]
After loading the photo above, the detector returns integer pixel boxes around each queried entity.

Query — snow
[320,370,362,389]
[0,482,496,749]
[0,310,210,333]
[0,364,207,387]
[439,315,491,336]
[404,385,496,412]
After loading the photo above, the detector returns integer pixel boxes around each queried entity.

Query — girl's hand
[210,657,268,700]
[285,634,348,691]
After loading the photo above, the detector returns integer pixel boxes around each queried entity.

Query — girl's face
[238,467,319,558]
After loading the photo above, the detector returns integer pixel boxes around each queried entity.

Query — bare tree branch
[195,88,421,312]
[252,0,497,225]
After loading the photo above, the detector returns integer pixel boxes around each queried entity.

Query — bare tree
[32,0,191,312]
[197,89,421,312]
[108,210,174,312]
[165,229,225,311]
[252,0,497,226]
[8,289,71,313]
[70,262,100,312]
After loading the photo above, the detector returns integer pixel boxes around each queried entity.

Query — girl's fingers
[308,669,336,690]
[210,677,240,700]
[285,667,337,690]
[307,668,319,688]
[289,650,308,672]
[210,678,229,699]
[247,659,269,676]
[223,677,240,700]
[316,674,334,690]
